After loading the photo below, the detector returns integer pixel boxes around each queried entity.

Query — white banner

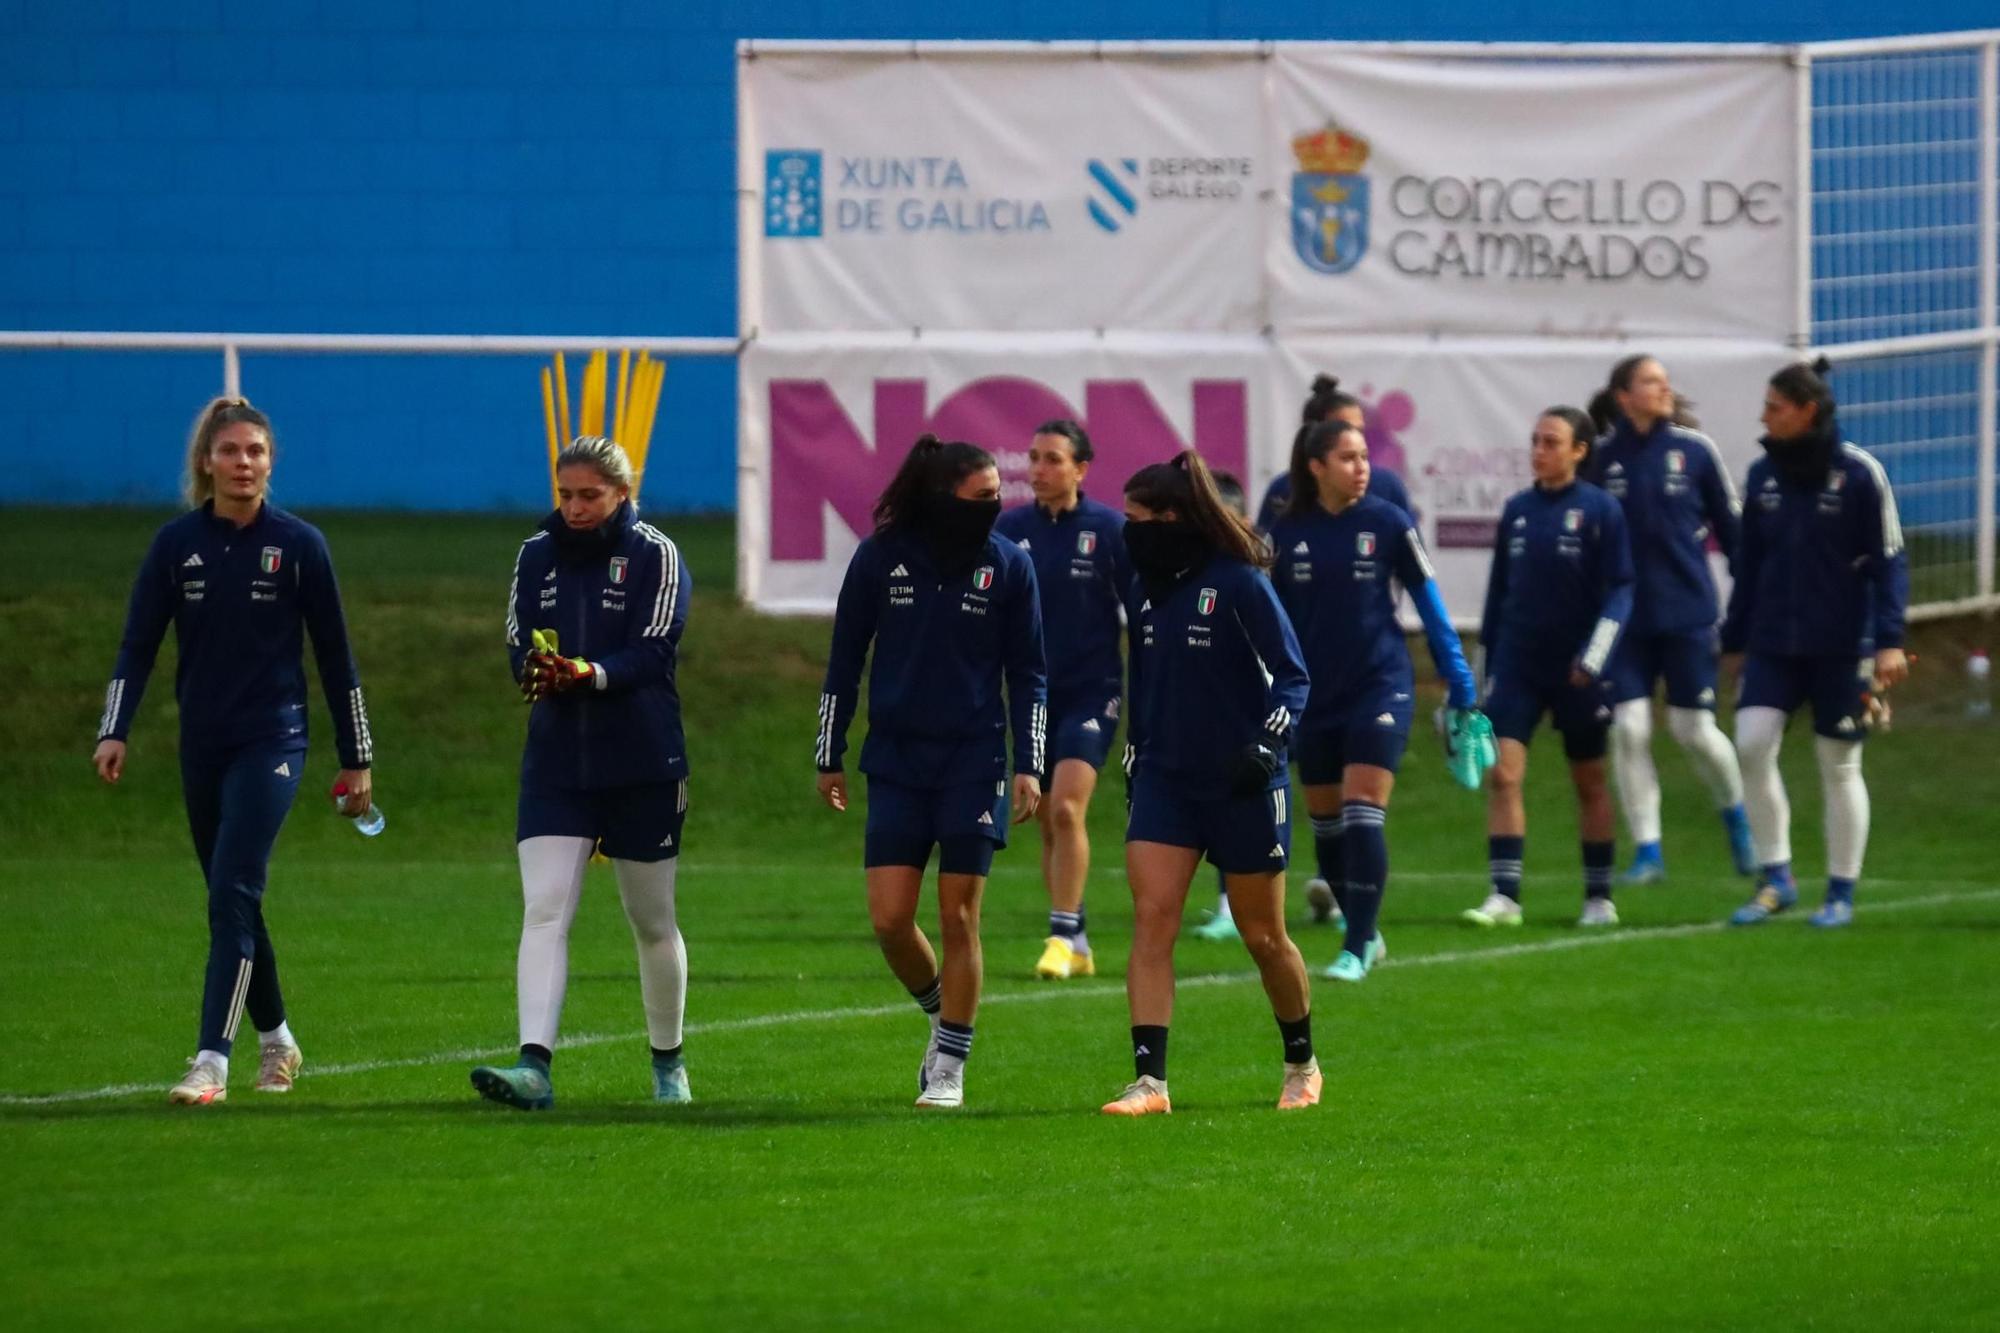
[1266,51,1799,340]
[739,333,1270,611]
[1265,337,1791,622]
[742,53,1266,334]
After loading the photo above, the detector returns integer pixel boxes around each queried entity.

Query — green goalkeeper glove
[1443,707,1497,791]
[523,628,594,702]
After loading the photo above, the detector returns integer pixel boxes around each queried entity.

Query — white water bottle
[1970,649,1992,719]
[332,782,386,837]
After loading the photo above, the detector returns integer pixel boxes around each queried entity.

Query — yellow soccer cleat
[1035,935,1079,980]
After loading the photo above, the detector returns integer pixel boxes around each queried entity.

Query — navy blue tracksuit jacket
[99,501,371,768]
[991,494,1129,705]
[1480,480,1636,680]
[817,528,1048,786]
[1586,418,1740,636]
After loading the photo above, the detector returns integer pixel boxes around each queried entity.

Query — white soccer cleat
[169,1058,227,1106]
[1577,897,1620,928]
[254,1043,303,1093]
[917,1018,941,1095]
[1462,893,1524,928]
[914,1062,964,1109]
[1303,878,1343,926]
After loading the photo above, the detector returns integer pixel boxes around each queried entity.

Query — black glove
[1226,740,1282,797]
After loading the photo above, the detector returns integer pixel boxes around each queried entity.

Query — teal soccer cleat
[652,1059,692,1103]
[1323,950,1368,983]
[1191,909,1241,942]
[470,1061,554,1111]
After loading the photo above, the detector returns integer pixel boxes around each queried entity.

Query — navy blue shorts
[1126,768,1291,875]
[1048,688,1120,770]
[1485,661,1616,761]
[1607,629,1719,709]
[864,775,1007,876]
[1295,682,1414,784]
[1740,654,1873,741]
[517,777,688,862]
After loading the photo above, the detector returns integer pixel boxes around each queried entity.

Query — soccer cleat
[652,1060,691,1103]
[1729,880,1798,926]
[914,1063,963,1109]
[254,1043,302,1094]
[1463,893,1524,928]
[1277,1060,1322,1111]
[1365,931,1388,968]
[1035,935,1081,980]
[1808,900,1854,929]
[1101,1075,1172,1116]
[1303,879,1344,927]
[1190,909,1240,942]
[1723,806,1756,877]
[917,1020,940,1095]
[1577,897,1620,928]
[470,1061,554,1111]
[1617,846,1666,886]
[169,1059,227,1106]
[1323,950,1368,983]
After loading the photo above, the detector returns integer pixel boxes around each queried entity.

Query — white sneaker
[1462,893,1523,928]
[1304,878,1343,926]
[169,1058,227,1106]
[255,1043,302,1093]
[917,1019,940,1095]
[1577,897,1620,928]
[915,1061,963,1108]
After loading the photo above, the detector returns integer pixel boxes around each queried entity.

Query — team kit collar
[1036,491,1088,521]
[199,498,271,532]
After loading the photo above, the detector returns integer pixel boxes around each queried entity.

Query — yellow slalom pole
[633,358,664,480]
[585,349,608,437]
[552,352,572,445]
[540,366,560,507]
[612,348,632,448]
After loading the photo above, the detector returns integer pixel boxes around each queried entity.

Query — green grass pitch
[3,507,1997,1330]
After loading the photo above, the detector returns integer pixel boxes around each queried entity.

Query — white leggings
[1734,707,1870,879]
[516,836,686,1053]
[1610,700,1744,844]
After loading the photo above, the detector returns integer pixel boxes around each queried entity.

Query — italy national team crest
[259,546,282,574]
[1077,530,1097,556]
[609,556,629,584]
[1290,123,1372,276]
[1196,587,1217,616]
[973,565,994,591]
[1356,532,1377,557]
[1667,449,1686,474]
[1564,509,1584,533]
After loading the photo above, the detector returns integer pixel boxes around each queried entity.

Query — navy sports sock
[1582,840,1615,900]
[909,976,942,1016]
[1341,800,1388,957]
[1049,910,1081,938]
[1132,1024,1168,1081]
[935,1020,974,1065]
[520,1043,552,1072]
[1277,1013,1314,1065]
[651,1044,683,1067]
[1826,876,1856,905]
[1489,834,1525,902]
[1311,813,1348,913]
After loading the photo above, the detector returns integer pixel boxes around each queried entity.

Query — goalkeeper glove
[523,628,595,702]
[1226,740,1283,797]
[1442,707,1497,791]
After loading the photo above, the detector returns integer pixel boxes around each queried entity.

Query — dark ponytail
[1768,356,1837,429]
[1300,373,1361,427]
[1124,450,1270,570]
[1283,419,1361,519]
[872,433,997,533]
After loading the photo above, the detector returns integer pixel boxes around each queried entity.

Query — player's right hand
[93,739,126,785]
[817,770,847,812]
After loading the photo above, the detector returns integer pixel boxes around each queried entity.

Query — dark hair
[1284,419,1364,519]
[1123,451,1270,569]
[1300,373,1362,427]
[1767,356,1836,427]
[1209,469,1246,518]
[1670,391,1701,430]
[1607,353,1658,395]
[1539,406,1598,466]
[1586,386,1619,437]
[872,433,996,533]
[1032,418,1093,464]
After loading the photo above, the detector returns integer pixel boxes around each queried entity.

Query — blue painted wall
[1,1,1991,512]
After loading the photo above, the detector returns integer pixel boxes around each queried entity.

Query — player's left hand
[1569,663,1595,689]
[523,651,593,701]
[1011,773,1042,824]
[333,768,372,817]
[1873,647,1909,690]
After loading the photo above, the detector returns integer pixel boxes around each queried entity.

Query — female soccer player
[1254,374,1413,531]
[1267,421,1481,979]
[471,436,693,1110]
[1586,354,1752,885]
[1104,451,1315,1117]
[93,396,374,1106]
[1722,360,1907,928]
[817,435,1047,1109]
[1463,408,1635,928]
[992,420,1130,981]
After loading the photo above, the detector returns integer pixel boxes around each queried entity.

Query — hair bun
[1810,355,1833,375]
[1310,374,1339,393]
[913,433,942,450]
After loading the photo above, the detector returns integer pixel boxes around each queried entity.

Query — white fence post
[1979,40,1997,604]
[223,342,240,399]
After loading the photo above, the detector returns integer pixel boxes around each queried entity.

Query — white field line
[4,885,1995,1108]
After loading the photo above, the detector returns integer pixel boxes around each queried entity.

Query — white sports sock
[195,1048,228,1077]
[1667,705,1745,809]
[516,836,593,1051]
[257,1021,295,1050]
[614,856,687,1053]
[1610,700,1663,845]
[1815,736,1870,880]
[1071,930,1091,957]
[1735,707,1791,867]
